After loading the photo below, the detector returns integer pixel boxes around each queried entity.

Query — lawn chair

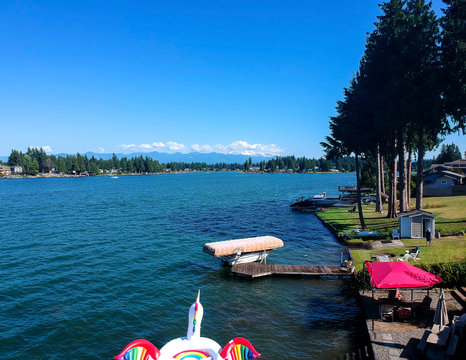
[409,249,420,261]
[398,251,410,261]
[392,228,400,239]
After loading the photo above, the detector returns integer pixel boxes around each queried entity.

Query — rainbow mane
[192,302,199,334]
[114,339,160,360]
[219,338,261,360]
[173,349,211,359]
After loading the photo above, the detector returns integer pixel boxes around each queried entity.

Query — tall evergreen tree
[441,0,466,132]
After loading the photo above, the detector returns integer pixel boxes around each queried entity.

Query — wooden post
[372,288,375,331]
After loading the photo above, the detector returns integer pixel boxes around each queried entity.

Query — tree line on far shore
[321,0,465,227]
[3,147,358,175]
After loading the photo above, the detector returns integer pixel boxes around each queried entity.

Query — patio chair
[392,228,400,239]
[397,306,412,320]
[398,251,410,261]
[408,249,420,261]
[412,295,432,314]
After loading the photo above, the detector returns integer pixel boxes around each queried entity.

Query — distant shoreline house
[11,165,22,174]
[423,159,466,197]
[0,165,23,176]
[0,165,11,176]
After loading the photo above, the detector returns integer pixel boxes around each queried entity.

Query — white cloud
[222,141,284,156]
[30,145,53,153]
[151,142,166,148]
[191,144,214,153]
[166,141,187,152]
[97,147,105,153]
[118,140,284,156]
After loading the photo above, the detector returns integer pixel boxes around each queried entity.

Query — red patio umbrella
[365,261,442,289]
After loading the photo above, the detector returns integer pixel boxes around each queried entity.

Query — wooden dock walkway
[231,262,354,279]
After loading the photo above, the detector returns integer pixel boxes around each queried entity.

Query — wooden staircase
[451,287,466,310]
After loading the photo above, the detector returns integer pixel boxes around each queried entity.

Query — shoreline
[315,206,465,359]
[0,170,355,180]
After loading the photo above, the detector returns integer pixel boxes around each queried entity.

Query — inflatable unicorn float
[115,290,261,360]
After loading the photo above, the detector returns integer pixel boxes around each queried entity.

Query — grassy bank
[318,195,466,240]
[350,236,465,272]
[317,196,466,276]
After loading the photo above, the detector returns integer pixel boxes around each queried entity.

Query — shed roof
[397,210,437,218]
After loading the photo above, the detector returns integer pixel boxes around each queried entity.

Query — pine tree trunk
[381,155,385,193]
[387,140,398,218]
[355,153,367,229]
[398,137,407,213]
[407,151,412,209]
[416,130,425,210]
[375,143,382,213]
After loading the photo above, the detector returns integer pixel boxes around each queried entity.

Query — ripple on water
[0,173,361,359]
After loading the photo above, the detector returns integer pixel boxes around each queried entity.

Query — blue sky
[1,0,463,158]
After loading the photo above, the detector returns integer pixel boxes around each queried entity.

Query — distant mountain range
[1,151,274,164]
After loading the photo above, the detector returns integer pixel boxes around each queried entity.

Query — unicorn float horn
[187,289,204,340]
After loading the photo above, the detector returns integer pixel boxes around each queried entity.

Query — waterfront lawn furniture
[408,250,420,261]
[396,306,412,320]
[203,236,284,265]
[398,251,410,262]
[412,295,432,314]
[380,304,395,321]
[392,228,400,239]
[365,261,441,330]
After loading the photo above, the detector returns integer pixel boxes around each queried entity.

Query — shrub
[416,260,466,289]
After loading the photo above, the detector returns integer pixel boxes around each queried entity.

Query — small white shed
[397,210,437,239]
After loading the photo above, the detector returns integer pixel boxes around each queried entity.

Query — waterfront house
[444,159,466,174]
[397,210,436,239]
[11,165,22,174]
[0,165,11,176]
[423,169,465,196]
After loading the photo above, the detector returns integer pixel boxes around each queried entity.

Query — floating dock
[231,262,354,279]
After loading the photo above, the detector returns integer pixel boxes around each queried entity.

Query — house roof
[429,163,447,170]
[441,170,465,178]
[424,170,465,181]
[397,210,437,218]
[445,159,466,166]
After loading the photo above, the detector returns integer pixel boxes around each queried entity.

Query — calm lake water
[0,172,363,359]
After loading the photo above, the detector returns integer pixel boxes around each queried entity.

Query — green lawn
[317,195,466,239]
[316,196,466,273]
[424,196,466,235]
[350,236,466,272]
